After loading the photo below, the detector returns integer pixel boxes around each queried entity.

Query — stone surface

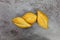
[0,0,60,40]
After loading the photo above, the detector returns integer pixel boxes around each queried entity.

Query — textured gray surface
[0,0,60,40]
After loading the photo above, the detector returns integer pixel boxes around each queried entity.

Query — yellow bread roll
[37,10,48,30]
[12,17,31,28]
[22,12,37,24]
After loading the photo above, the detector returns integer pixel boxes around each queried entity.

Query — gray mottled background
[0,0,60,40]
